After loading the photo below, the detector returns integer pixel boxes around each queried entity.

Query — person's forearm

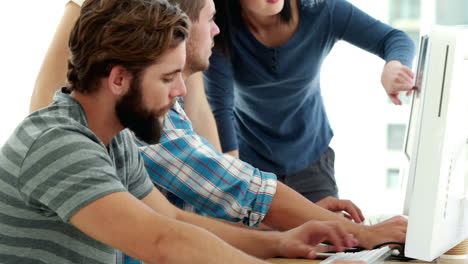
[184,72,222,152]
[176,209,280,259]
[71,191,266,264]
[263,182,362,236]
[203,52,239,154]
[30,2,81,112]
[145,216,267,264]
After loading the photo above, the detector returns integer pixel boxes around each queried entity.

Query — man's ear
[107,65,131,96]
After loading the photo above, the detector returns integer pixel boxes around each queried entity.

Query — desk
[267,258,468,264]
[268,259,321,264]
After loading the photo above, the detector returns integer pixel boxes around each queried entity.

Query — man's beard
[115,76,173,144]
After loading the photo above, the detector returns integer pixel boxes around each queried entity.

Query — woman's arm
[329,0,416,104]
[204,51,239,155]
[183,72,223,152]
[30,1,81,112]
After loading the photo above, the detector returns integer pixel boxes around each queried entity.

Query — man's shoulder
[0,116,106,190]
[3,107,101,167]
[25,107,92,142]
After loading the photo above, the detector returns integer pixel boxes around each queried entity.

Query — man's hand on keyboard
[276,220,359,259]
[316,196,365,223]
[357,216,407,249]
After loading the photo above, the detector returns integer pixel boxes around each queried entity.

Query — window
[387,124,406,151]
[436,0,468,25]
[386,168,400,189]
[389,0,421,44]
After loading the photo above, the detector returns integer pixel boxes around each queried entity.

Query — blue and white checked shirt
[118,100,277,264]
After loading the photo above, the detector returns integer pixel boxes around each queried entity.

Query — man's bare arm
[70,189,266,264]
[30,2,80,112]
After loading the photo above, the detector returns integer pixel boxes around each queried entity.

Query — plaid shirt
[118,100,277,264]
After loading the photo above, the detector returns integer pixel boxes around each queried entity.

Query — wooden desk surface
[267,260,429,264]
[267,257,468,264]
[267,259,321,264]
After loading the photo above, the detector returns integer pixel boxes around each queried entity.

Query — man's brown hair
[67,0,190,93]
[169,0,205,22]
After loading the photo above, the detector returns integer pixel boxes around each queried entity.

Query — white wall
[0,1,63,144]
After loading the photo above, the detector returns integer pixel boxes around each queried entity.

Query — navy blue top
[204,0,415,175]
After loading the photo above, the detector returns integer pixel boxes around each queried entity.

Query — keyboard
[319,246,393,264]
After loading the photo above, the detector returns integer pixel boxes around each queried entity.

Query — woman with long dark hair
[205,0,415,203]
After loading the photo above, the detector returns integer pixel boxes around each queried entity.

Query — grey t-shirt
[0,89,154,263]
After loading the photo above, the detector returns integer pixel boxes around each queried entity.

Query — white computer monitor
[402,25,468,261]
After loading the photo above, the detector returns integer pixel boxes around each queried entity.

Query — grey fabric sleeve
[17,128,127,222]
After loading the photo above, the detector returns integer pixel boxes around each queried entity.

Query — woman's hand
[381,60,414,105]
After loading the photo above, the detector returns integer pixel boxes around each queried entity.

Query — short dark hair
[67,0,190,93]
[168,0,206,22]
[214,0,293,57]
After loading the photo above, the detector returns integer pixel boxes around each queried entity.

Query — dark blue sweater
[204,0,415,175]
